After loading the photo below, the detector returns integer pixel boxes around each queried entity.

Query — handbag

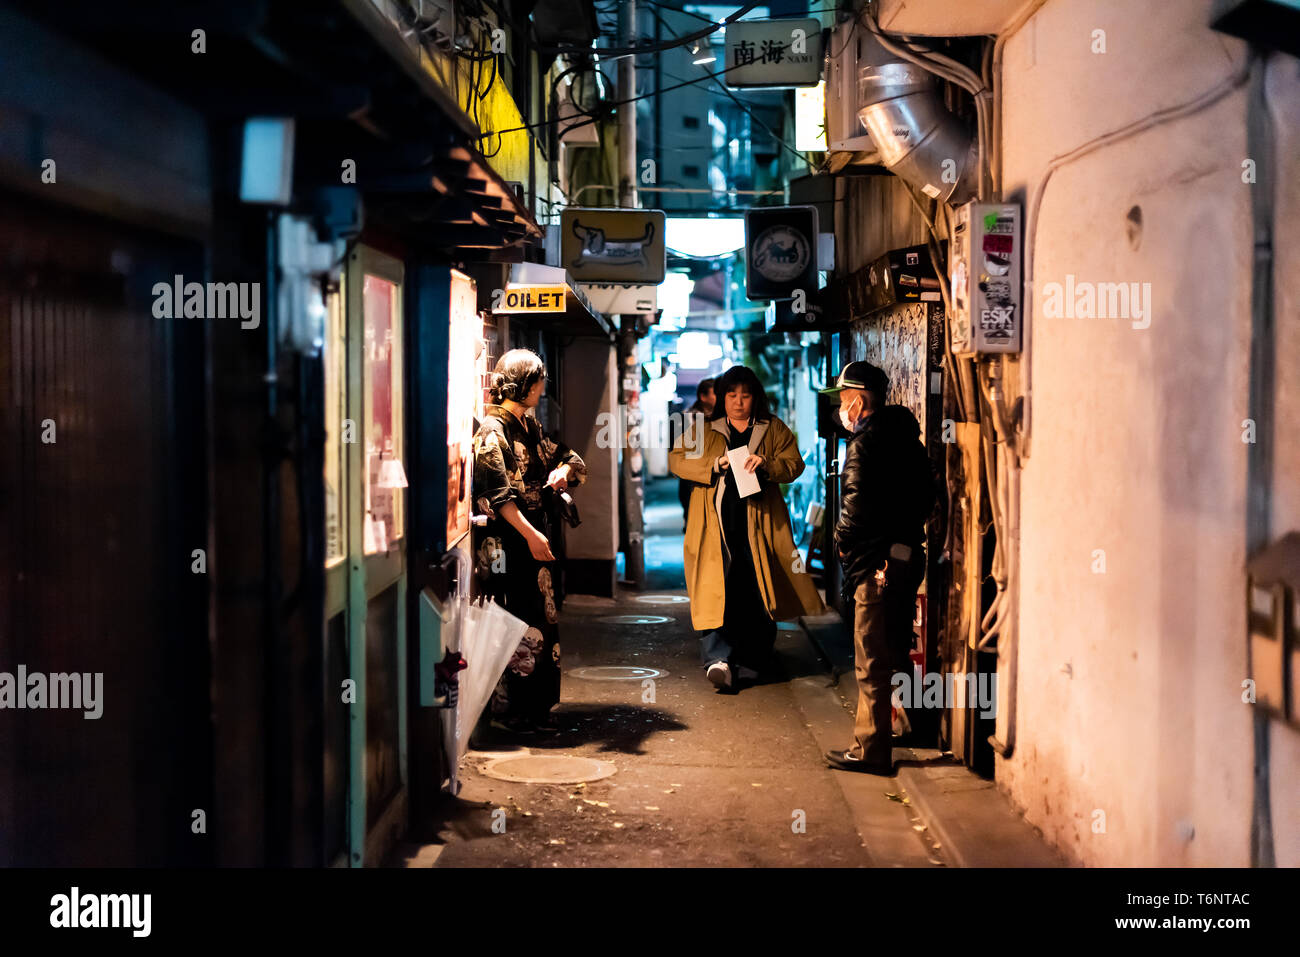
[544,486,582,529]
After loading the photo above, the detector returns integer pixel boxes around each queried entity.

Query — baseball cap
[818,360,889,402]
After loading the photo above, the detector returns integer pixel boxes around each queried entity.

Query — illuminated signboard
[724,18,823,89]
[493,285,567,313]
[794,81,827,151]
[446,269,481,549]
[561,208,667,284]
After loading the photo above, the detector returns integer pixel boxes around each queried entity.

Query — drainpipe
[983,361,1019,758]
[1244,55,1277,869]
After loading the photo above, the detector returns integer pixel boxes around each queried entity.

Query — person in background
[819,361,935,775]
[677,377,715,532]
[471,349,587,734]
[669,365,824,692]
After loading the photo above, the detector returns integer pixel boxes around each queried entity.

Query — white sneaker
[706,660,732,688]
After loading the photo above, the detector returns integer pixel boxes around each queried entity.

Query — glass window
[324,283,346,566]
[363,273,404,555]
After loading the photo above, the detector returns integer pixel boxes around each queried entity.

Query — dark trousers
[700,537,776,672]
[677,479,692,528]
[850,556,923,763]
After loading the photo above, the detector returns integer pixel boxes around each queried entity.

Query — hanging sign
[724,18,823,89]
[745,205,819,301]
[561,208,667,284]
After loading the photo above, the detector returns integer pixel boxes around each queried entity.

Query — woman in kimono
[471,349,587,733]
[669,365,824,692]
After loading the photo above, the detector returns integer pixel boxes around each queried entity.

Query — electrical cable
[647,7,812,166]
[660,65,809,166]
[536,1,764,57]
[487,28,808,141]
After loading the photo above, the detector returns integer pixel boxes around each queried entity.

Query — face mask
[839,397,862,432]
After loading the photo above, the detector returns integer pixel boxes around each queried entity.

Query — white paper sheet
[726,445,761,498]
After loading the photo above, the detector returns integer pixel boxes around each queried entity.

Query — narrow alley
[408,478,1059,868]
[1,0,1294,941]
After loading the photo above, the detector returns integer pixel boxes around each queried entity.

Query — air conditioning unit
[557,77,600,146]
[410,0,456,52]
[825,19,874,153]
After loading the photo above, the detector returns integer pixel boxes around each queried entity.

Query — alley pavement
[403,478,1064,868]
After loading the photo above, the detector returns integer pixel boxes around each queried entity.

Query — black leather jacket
[834,405,935,591]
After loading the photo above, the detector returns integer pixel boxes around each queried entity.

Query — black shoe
[824,749,895,776]
[490,716,535,735]
[533,714,565,734]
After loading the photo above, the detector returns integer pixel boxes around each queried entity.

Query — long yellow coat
[668,414,826,631]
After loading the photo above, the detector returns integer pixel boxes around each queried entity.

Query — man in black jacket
[819,361,934,775]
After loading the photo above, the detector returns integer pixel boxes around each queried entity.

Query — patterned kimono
[471,404,587,721]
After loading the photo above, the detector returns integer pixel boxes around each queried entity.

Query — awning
[340,0,543,249]
[14,0,542,252]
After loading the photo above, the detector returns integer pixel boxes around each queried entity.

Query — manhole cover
[480,754,617,784]
[634,594,690,605]
[569,665,669,680]
[596,614,672,625]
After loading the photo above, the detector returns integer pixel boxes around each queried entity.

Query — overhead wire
[485,27,810,141]
[646,6,812,167]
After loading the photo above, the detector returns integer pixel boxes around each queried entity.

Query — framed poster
[446,269,482,550]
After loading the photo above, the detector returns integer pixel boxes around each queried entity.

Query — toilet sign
[493,285,567,313]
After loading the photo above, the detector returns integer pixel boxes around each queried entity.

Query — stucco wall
[998,0,1300,866]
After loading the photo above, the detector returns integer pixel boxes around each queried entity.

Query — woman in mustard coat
[668,365,824,691]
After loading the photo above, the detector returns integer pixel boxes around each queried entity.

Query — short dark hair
[490,348,547,403]
[709,365,771,421]
[696,377,715,399]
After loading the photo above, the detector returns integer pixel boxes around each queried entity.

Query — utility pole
[617,0,637,207]
[616,0,645,585]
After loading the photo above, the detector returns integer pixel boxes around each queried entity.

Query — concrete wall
[998,0,1300,866]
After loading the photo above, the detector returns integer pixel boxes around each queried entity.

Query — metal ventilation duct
[857,54,977,205]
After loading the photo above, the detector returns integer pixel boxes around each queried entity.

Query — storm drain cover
[569,665,669,681]
[480,754,617,784]
[596,614,672,625]
[634,594,690,605]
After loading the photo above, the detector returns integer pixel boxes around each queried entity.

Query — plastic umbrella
[454,597,529,765]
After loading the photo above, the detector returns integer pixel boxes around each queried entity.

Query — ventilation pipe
[856,38,978,205]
